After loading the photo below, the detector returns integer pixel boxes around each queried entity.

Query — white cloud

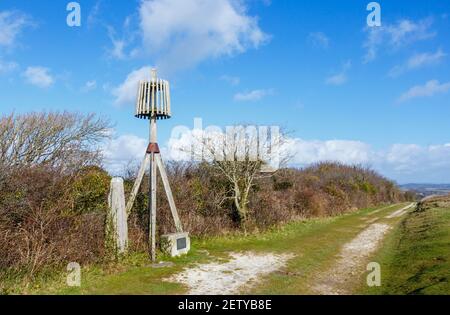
[23,66,54,88]
[387,19,435,47]
[87,1,101,29]
[285,139,450,183]
[382,143,450,181]
[220,75,240,86]
[398,79,450,102]
[389,49,446,77]
[325,60,351,86]
[106,15,140,60]
[0,10,31,48]
[363,26,383,63]
[112,1,269,103]
[107,25,130,60]
[164,129,375,166]
[138,0,269,73]
[165,128,200,161]
[102,129,450,183]
[110,38,127,60]
[286,139,374,165]
[407,49,446,68]
[102,134,147,174]
[325,73,347,86]
[0,59,18,74]
[385,144,424,171]
[363,18,436,63]
[112,66,153,105]
[82,80,97,92]
[234,88,274,101]
[308,32,329,49]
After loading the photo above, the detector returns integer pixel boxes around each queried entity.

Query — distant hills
[400,183,450,197]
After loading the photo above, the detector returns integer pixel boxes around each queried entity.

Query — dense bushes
[0,166,108,281]
[0,112,111,288]
[126,161,410,242]
[0,112,412,287]
[0,160,410,285]
[71,166,111,214]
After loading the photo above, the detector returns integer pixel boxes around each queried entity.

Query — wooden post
[149,116,157,262]
[128,68,187,261]
[150,152,157,261]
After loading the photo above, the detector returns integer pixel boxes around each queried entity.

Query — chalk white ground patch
[313,223,392,295]
[385,203,415,218]
[166,252,293,295]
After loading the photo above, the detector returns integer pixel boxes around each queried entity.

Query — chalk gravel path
[166,204,414,295]
[386,203,415,219]
[312,203,414,294]
[166,252,292,295]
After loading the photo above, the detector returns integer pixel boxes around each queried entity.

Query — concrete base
[160,232,190,257]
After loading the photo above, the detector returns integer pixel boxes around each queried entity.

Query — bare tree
[190,125,290,231]
[0,112,111,175]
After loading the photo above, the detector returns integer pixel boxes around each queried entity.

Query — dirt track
[166,204,413,295]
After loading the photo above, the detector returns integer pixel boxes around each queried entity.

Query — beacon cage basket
[135,78,171,120]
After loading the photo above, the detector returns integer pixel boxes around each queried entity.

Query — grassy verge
[9,203,409,295]
[363,199,450,295]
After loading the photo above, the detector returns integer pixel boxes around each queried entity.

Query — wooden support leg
[155,154,183,233]
[122,120,183,261]
[125,153,150,217]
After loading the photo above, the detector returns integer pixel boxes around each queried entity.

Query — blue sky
[0,0,449,183]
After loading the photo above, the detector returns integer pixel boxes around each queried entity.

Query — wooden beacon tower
[125,69,186,262]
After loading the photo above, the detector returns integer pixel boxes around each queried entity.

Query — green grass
[25,203,411,295]
[363,202,450,295]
